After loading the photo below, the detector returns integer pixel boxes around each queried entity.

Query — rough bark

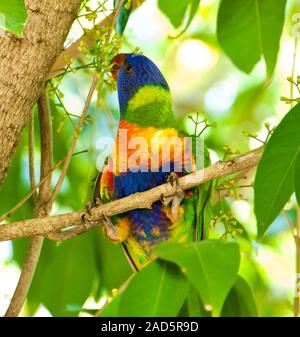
[0,0,82,187]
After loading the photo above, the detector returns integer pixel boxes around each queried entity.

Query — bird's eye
[111,63,119,71]
[125,64,133,74]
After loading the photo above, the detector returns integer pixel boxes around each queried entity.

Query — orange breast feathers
[111,119,195,175]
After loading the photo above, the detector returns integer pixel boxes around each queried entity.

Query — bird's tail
[121,237,150,272]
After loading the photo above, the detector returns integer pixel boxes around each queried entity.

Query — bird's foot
[80,201,99,228]
[80,200,120,241]
[94,197,102,207]
[101,213,121,242]
[161,172,185,221]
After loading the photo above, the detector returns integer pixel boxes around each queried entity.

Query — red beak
[110,53,126,80]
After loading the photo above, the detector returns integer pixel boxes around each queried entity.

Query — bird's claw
[91,198,119,240]
[85,201,93,216]
[166,172,178,187]
[94,197,102,206]
[101,213,121,242]
[81,198,102,226]
[81,199,120,241]
[161,172,185,221]
[81,201,99,227]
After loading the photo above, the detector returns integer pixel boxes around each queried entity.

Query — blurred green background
[1,0,300,316]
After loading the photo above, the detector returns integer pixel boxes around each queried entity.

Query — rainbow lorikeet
[94,53,212,271]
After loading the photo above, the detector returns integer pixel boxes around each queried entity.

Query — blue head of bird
[110,53,170,115]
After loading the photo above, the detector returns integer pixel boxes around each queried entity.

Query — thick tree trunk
[0,0,82,186]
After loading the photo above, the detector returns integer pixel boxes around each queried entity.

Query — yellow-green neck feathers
[123,85,179,129]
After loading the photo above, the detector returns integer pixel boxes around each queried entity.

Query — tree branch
[28,113,38,204]
[4,237,44,317]
[5,93,53,317]
[36,93,53,215]
[0,147,263,242]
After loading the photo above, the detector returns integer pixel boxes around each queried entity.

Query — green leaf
[259,0,287,77]
[99,293,122,317]
[158,0,191,28]
[0,0,28,37]
[114,0,132,36]
[177,300,190,317]
[158,0,201,37]
[254,103,300,239]
[154,240,240,316]
[95,230,132,292]
[34,232,97,316]
[185,0,200,31]
[27,239,57,315]
[221,276,257,317]
[217,0,287,77]
[187,285,210,317]
[172,0,201,39]
[295,153,300,207]
[119,260,189,316]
